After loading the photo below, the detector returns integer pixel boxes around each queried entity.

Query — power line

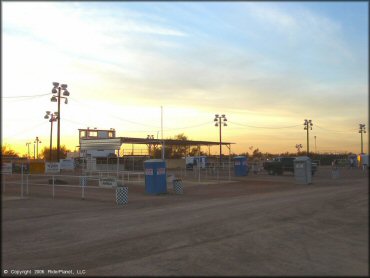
[4,121,48,138]
[164,121,211,131]
[228,120,301,129]
[2,93,50,99]
[315,124,358,133]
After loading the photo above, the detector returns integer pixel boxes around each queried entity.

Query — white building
[79,127,119,158]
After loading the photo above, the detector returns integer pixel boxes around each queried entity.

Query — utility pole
[34,137,42,159]
[51,82,70,161]
[161,106,164,160]
[44,111,58,161]
[314,136,317,153]
[295,143,302,154]
[359,124,366,154]
[26,142,31,159]
[303,119,313,155]
[214,114,227,166]
[147,135,154,158]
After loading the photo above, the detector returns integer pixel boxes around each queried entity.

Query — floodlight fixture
[50,82,70,161]
[214,113,228,165]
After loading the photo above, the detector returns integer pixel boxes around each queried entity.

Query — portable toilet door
[294,156,312,184]
[234,156,247,176]
[144,159,167,194]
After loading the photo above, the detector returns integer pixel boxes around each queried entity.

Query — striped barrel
[116,187,128,205]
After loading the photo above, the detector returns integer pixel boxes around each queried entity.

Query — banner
[99,178,117,187]
[59,158,75,170]
[2,162,12,174]
[45,162,60,173]
[30,161,45,174]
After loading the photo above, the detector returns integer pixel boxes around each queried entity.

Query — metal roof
[80,137,234,150]
[119,137,234,146]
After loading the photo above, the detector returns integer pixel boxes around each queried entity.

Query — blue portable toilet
[234,156,248,176]
[143,159,167,195]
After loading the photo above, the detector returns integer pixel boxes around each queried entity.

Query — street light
[34,136,42,159]
[214,114,227,165]
[303,119,313,155]
[51,82,70,161]
[295,143,303,154]
[147,135,154,157]
[26,142,31,159]
[359,124,366,154]
[44,111,58,161]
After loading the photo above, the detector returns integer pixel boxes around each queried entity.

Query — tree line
[2,133,359,165]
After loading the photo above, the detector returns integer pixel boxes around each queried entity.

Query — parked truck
[263,157,317,175]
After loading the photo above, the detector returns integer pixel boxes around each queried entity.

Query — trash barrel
[144,159,167,195]
[79,176,87,186]
[234,156,248,176]
[116,186,128,205]
[173,179,183,194]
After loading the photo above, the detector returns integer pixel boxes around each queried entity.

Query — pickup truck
[263,157,317,175]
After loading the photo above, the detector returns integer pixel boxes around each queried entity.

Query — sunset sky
[2,1,368,156]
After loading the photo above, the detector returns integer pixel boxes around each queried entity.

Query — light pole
[26,142,31,159]
[51,82,70,161]
[214,114,227,166]
[359,124,366,154]
[34,136,42,159]
[295,143,303,154]
[303,119,313,155]
[314,136,317,153]
[147,135,154,157]
[44,111,58,161]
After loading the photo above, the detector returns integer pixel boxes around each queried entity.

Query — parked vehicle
[263,157,317,175]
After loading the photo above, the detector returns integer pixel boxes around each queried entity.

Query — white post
[26,174,29,195]
[3,174,5,193]
[82,176,85,199]
[52,175,55,199]
[161,106,165,160]
[217,166,219,183]
[21,163,24,198]
[116,149,119,177]
[228,144,231,181]
[198,146,201,183]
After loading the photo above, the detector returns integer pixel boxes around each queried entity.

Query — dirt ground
[2,166,368,276]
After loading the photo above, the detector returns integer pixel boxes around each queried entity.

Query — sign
[59,158,75,170]
[45,162,60,173]
[145,168,153,176]
[99,178,117,187]
[235,161,241,166]
[2,162,12,174]
[30,161,45,174]
[157,168,166,175]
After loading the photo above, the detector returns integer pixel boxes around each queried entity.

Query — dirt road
[2,167,368,276]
